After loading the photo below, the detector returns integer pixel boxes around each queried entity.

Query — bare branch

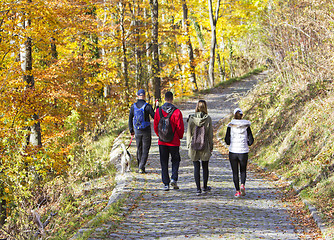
[280,21,312,38]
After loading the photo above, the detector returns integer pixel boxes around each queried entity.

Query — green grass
[75,198,126,240]
[43,119,129,239]
[77,183,146,239]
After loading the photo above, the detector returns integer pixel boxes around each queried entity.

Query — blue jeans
[159,145,181,185]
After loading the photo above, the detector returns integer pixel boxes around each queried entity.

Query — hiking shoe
[163,185,169,191]
[240,185,246,196]
[203,186,211,193]
[138,169,145,174]
[234,191,241,198]
[196,189,202,196]
[170,180,179,190]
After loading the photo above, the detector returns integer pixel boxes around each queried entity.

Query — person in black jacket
[129,89,155,173]
[225,108,254,198]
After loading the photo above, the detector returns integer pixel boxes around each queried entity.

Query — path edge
[70,131,134,239]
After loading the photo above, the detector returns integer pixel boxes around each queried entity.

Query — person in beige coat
[186,100,213,195]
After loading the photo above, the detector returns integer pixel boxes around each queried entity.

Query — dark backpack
[158,107,176,142]
[133,103,150,130]
[191,125,206,151]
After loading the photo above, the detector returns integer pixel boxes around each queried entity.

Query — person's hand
[155,99,159,108]
[131,132,135,136]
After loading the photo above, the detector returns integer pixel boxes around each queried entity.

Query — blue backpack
[133,103,150,130]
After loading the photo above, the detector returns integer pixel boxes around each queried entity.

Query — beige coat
[186,112,213,161]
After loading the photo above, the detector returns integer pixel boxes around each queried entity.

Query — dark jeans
[193,161,209,191]
[135,132,152,171]
[229,152,248,191]
[159,145,181,185]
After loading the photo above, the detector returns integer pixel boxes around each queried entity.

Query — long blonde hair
[195,100,208,114]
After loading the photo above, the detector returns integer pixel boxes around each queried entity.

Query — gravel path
[88,72,313,239]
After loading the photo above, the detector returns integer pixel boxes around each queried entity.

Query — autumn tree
[0,0,268,236]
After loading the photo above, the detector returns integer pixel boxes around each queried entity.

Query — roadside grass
[77,183,145,240]
[75,197,126,240]
[43,119,129,239]
[219,71,334,237]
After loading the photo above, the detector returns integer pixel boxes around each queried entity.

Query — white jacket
[228,119,251,154]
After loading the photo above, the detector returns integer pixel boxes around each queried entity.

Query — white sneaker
[163,185,169,191]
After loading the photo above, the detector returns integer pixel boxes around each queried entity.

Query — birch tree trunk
[182,0,198,92]
[101,0,111,98]
[21,0,42,147]
[208,0,221,87]
[119,1,130,105]
[150,0,160,100]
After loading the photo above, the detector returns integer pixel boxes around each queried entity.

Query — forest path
[87,72,317,239]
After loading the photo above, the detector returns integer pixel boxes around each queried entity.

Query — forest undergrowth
[0,116,128,239]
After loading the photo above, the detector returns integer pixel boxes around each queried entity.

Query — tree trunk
[20,1,42,147]
[171,16,183,75]
[144,7,152,98]
[0,199,5,226]
[217,52,225,82]
[229,39,234,78]
[150,0,160,100]
[50,37,58,61]
[218,36,226,81]
[207,0,221,88]
[192,19,209,87]
[182,0,198,92]
[119,1,130,105]
[133,1,143,89]
[101,0,111,98]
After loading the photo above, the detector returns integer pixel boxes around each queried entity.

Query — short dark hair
[165,91,173,101]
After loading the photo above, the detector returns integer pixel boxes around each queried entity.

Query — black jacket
[129,99,155,134]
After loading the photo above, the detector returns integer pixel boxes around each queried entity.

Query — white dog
[109,135,132,174]
[120,143,131,174]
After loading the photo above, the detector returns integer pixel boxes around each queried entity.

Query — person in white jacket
[224,108,254,198]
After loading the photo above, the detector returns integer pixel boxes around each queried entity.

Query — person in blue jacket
[129,89,155,173]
